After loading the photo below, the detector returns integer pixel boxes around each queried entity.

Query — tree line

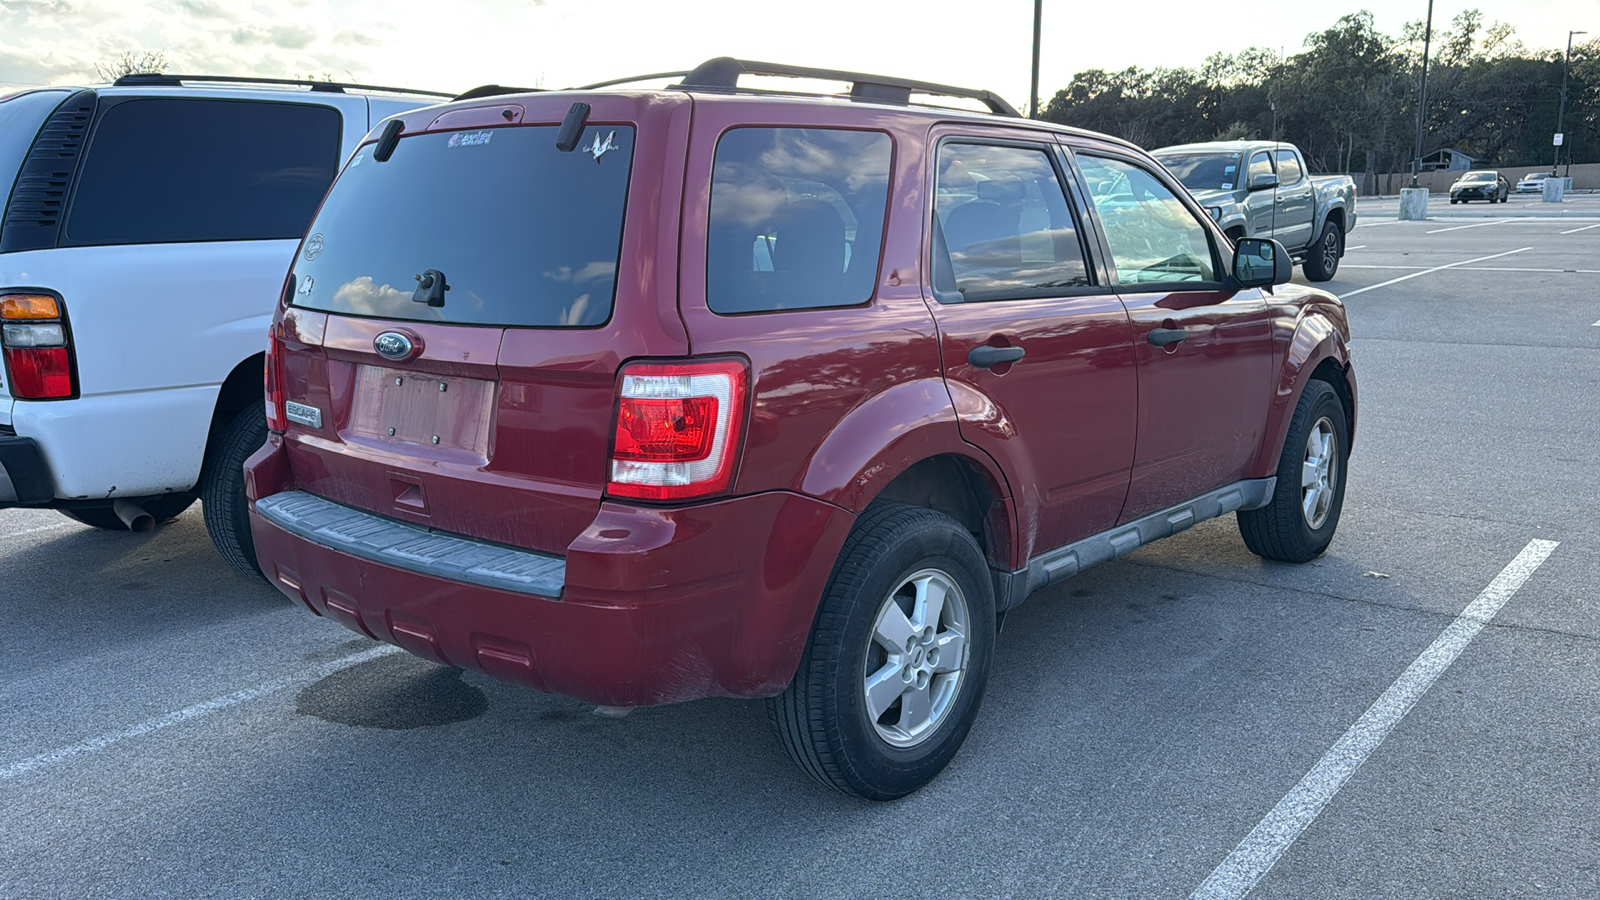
[1041,10,1598,184]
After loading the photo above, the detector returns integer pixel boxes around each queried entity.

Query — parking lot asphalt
[3,207,1597,899]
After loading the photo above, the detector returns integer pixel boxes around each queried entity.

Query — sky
[0,0,1594,110]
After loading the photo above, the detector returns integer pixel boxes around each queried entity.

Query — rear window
[65,98,341,245]
[291,124,634,328]
[707,127,891,314]
[0,90,70,212]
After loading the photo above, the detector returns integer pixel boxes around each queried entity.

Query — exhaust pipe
[112,499,155,532]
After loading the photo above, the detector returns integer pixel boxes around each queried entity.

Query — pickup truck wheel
[1238,380,1347,562]
[59,494,196,530]
[768,504,995,800]
[201,407,267,580]
[1302,221,1342,282]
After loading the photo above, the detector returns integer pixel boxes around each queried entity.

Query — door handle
[1148,327,1188,347]
[968,345,1025,369]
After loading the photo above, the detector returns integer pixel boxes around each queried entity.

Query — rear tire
[1238,379,1348,563]
[1301,220,1342,282]
[202,407,268,580]
[59,493,196,531]
[768,504,995,800]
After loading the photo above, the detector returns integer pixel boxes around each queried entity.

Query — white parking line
[1344,265,1600,274]
[1189,538,1559,900]
[1341,248,1532,297]
[1344,245,1366,251]
[1426,218,1510,234]
[1560,223,1600,234]
[0,644,403,783]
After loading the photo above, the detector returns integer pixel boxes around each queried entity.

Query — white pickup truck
[0,76,445,576]
[1152,141,1357,281]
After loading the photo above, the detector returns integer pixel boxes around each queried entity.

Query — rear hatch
[275,94,690,555]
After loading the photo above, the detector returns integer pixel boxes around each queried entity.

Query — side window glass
[66,99,341,245]
[933,143,1089,300]
[1274,150,1303,185]
[1076,154,1218,286]
[707,127,891,314]
[1248,151,1274,186]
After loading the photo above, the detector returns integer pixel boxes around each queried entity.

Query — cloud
[230,24,318,50]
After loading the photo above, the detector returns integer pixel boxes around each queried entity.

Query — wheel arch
[200,352,264,477]
[1251,309,1356,477]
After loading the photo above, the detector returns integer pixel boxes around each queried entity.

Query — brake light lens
[265,322,287,432]
[1,292,74,399]
[607,359,748,501]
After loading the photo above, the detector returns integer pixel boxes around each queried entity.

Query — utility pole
[1029,0,1042,119]
[1411,0,1434,188]
[1555,30,1587,176]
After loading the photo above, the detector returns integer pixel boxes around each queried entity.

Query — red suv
[247,59,1356,800]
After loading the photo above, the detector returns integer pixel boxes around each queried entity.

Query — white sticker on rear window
[447,131,493,149]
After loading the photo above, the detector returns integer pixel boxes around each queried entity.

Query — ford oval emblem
[374,331,415,361]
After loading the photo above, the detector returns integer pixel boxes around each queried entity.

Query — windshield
[1152,152,1242,191]
[291,123,635,328]
[1460,172,1496,182]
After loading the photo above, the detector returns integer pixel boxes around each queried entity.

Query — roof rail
[453,84,545,101]
[111,73,455,99]
[577,71,691,90]
[671,57,1021,118]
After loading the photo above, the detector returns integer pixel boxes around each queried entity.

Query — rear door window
[291,124,634,328]
[932,142,1091,301]
[707,127,891,314]
[65,98,341,245]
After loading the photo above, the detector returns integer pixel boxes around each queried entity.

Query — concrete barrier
[1399,187,1429,220]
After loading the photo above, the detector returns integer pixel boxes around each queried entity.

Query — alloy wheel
[1301,416,1338,529]
[862,568,971,748]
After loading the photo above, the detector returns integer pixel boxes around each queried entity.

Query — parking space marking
[1344,245,1366,251]
[1560,223,1600,234]
[1426,218,1510,234]
[0,644,403,783]
[1188,538,1559,900]
[1340,248,1532,298]
[1344,265,1600,274]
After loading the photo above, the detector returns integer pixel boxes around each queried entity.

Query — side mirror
[1248,172,1280,191]
[1233,237,1292,288]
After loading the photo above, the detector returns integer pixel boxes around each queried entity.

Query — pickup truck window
[1076,154,1216,286]
[1154,152,1241,191]
[1274,150,1304,185]
[1248,152,1274,185]
[932,143,1089,300]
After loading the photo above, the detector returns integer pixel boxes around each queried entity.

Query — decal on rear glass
[587,130,619,163]
[447,131,493,149]
[303,233,325,261]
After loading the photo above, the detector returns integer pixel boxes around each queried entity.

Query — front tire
[768,504,996,800]
[1238,379,1348,562]
[202,407,268,580]
[1301,220,1342,282]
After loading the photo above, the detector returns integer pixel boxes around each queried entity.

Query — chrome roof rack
[664,57,1021,117]
[111,73,454,99]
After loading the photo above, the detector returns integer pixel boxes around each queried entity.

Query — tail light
[265,322,287,432]
[1,292,75,400]
[607,358,748,501]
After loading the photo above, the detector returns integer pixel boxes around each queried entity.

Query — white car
[1516,172,1553,193]
[0,75,448,576]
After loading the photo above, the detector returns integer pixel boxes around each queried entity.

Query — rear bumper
[0,434,54,505]
[247,439,856,707]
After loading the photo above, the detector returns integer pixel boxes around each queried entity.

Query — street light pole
[1555,30,1587,176]
[1411,0,1434,188]
[1030,0,1042,119]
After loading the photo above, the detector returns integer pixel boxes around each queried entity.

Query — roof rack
[577,71,692,90]
[669,57,1021,118]
[111,73,455,99]
[453,84,545,101]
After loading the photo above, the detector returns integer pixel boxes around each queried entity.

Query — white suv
[0,75,447,576]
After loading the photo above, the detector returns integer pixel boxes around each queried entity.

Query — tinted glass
[707,127,890,314]
[1077,154,1217,285]
[292,125,633,327]
[66,99,340,245]
[934,143,1089,300]
[1274,150,1303,184]
[1154,152,1242,191]
[0,90,69,210]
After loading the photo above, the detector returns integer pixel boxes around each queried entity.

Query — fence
[1345,163,1600,196]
